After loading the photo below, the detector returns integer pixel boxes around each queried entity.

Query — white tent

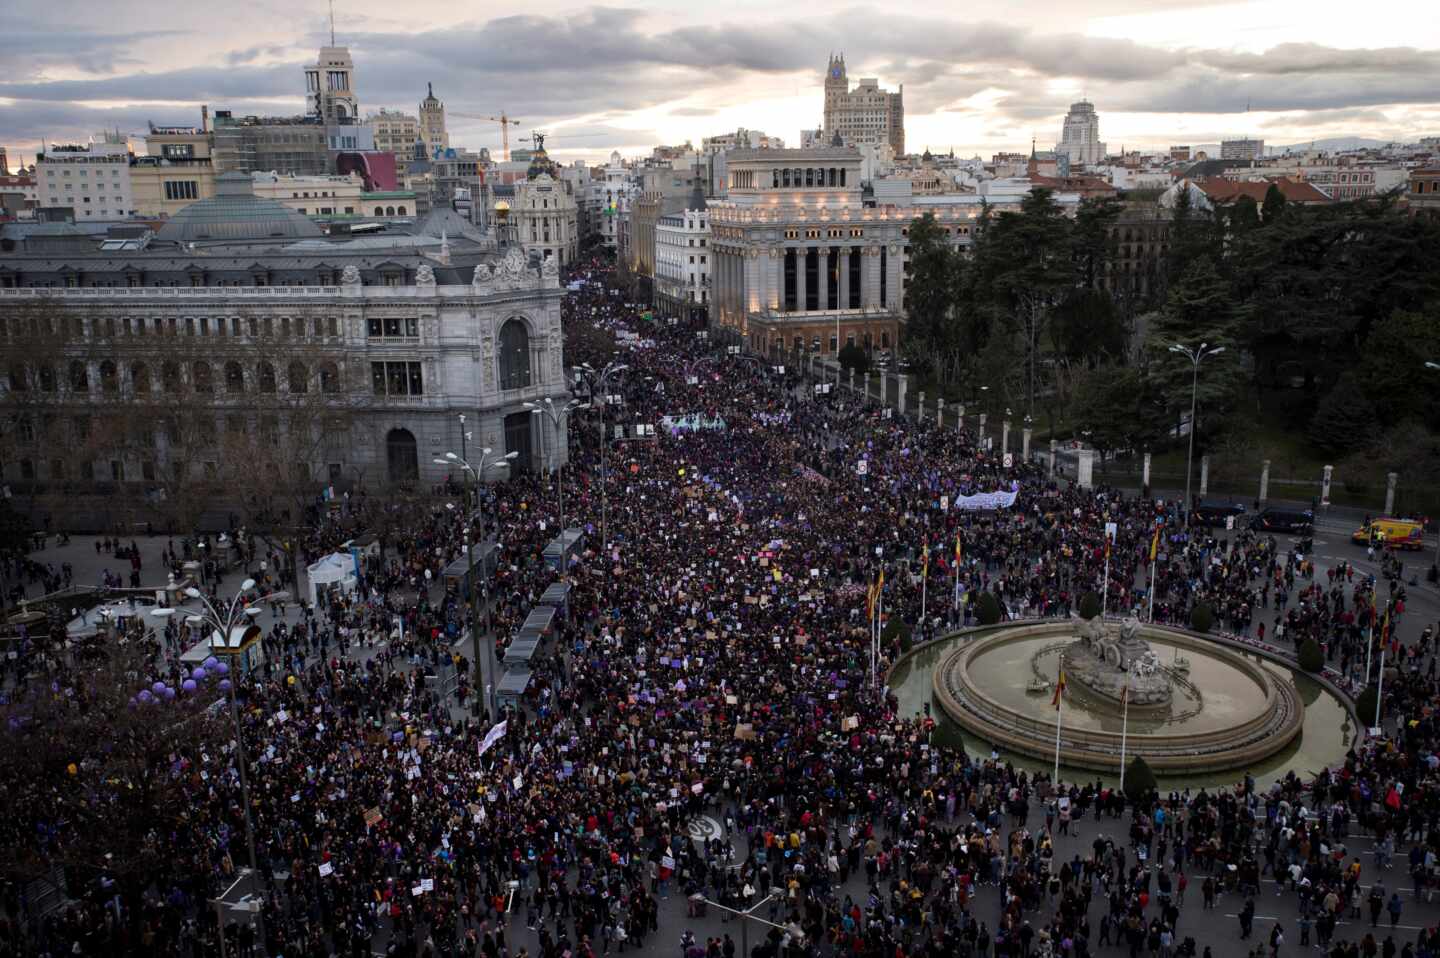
[306,553,358,607]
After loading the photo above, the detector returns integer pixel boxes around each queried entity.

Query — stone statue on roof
[340,265,361,286]
[415,263,436,286]
[472,263,492,287]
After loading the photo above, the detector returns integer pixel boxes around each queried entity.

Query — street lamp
[1168,341,1226,513]
[523,397,589,531]
[573,361,628,565]
[433,448,516,718]
[152,580,274,952]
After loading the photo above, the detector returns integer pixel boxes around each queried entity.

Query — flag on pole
[478,720,508,757]
[866,576,879,623]
[954,533,963,568]
[1051,669,1067,710]
[922,542,930,580]
[1149,526,1160,563]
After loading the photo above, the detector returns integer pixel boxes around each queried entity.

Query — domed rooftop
[155,172,324,245]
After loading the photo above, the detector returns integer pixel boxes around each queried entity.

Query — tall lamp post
[433,448,516,718]
[1168,341,1226,513]
[524,397,589,531]
[1427,362,1440,568]
[152,581,273,953]
[573,361,628,566]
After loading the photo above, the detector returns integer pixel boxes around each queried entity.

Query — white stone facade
[507,174,578,267]
[1057,101,1106,168]
[822,56,905,156]
[368,110,419,158]
[304,46,359,123]
[36,141,134,221]
[251,171,365,217]
[655,206,710,319]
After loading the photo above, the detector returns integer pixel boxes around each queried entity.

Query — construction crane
[449,111,522,161]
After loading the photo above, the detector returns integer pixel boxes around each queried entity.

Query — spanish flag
[954,533,963,568]
[1150,526,1160,563]
[1051,668,1067,710]
[922,542,930,580]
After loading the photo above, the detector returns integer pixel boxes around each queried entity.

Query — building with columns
[708,147,905,356]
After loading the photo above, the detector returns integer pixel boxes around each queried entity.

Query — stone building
[654,179,710,323]
[822,55,905,156]
[0,177,568,518]
[35,139,135,222]
[495,173,578,267]
[368,109,420,158]
[1056,100,1106,168]
[418,83,449,155]
[304,46,359,124]
[708,147,905,355]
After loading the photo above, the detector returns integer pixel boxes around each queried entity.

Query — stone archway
[385,428,419,483]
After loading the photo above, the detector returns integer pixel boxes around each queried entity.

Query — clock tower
[823,53,848,133]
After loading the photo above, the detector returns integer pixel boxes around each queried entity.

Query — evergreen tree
[1308,373,1378,454]
[1262,183,1288,223]
[1145,256,1242,429]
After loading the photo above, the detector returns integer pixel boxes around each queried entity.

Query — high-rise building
[368,109,419,158]
[821,55,904,156]
[304,46,359,124]
[35,136,134,221]
[1220,138,1265,161]
[1056,101,1105,167]
[419,83,449,155]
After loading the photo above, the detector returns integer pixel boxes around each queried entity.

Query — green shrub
[1189,602,1214,634]
[838,342,870,375]
[1078,592,1102,620]
[1356,685,1380,727]
[883,617,912,650]
[1123,755,1157,801]
[1297,638,1324,672]
[975,592,1002,626]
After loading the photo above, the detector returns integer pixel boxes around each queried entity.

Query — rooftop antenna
[329,0,336,45]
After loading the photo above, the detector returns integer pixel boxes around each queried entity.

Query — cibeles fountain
[931,615,1307,775]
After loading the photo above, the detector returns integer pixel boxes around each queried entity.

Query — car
[1250,508,1315,535]
[1192,500,1247,527]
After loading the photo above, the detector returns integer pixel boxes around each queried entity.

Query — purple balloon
[192,667,207,680]
[182,679,198,693]
[151,681,166,694]
[218,679,233,692]
[161,686,176,700]
[214,661,230,676]
[138,690,154,703]
[203,656,219,670]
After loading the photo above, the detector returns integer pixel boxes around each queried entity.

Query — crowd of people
[2,261,1440,958]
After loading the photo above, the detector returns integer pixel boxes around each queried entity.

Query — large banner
[950,482,1021,511]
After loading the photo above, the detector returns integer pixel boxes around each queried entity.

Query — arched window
[100,361,118,394]
[69,361,89,392]
[7,364,27,392]
[397,205,407,215]
[386,206,395,216]
[374,206,383,216]
[224,361,244,394]
[386,428,419,482]
[782,169,790,188]
[839,169,846,187]
[498,318,532,390]
[257,361,277,393]
[288,361,308,393]
[193,361,214,393]
[131,362,150,395]
[161,361,181,393]
[319,361,340,394]
[37,363,56,392]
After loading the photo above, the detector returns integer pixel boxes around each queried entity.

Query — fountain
[928,617,1309,775]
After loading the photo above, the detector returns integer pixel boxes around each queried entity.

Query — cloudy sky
[2,0,1438,166]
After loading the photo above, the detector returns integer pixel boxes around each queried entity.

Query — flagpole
[876,582,884,693]
[1364,601,1376,687]
[1147,550,1157,623]
[1053,680,1064,787]
[1119,673,1130,793]
[921,553,929,629]
[1101,546,1111,619]
[1373,643,1386,732]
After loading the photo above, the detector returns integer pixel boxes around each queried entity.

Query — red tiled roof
[1195,177,1332,204]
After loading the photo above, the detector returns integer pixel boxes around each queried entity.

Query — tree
[1309,373,1379,455]
[1189,602,1214,633]
[838,342,870,375]
[1072,195,1123,290]
[1145,257,1242,438]
[975,591,1002,625]
[1355,309,1440,429]
[901,213,965,385]
[1355,685,1380,727]
[1298,638,1324,672]
[1261,183,1288,224]
[1072,366,1166,461]
[1123,755,1157,800]
[0,642,228,937]
[1078,592,1102,620]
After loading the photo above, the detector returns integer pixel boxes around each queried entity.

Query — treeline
[903,185,1440,481]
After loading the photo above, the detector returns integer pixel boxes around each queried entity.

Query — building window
[370,361,424,396]
[498,318,532,390]
[163,181,199,201]
[288,361,308,393]
[319,361,341,393]
[257,361,277,393]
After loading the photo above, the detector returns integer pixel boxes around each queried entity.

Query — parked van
[1352,517,1425,549]
[1250,508,1314,535]
[1192,500,1247,527]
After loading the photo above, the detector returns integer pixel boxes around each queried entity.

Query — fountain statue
[1063,616,1173,708]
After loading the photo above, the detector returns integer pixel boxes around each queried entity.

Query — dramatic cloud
[2,2,1437,161]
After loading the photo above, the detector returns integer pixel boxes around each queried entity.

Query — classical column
[887,244,904,312]
[818,247,830,312]
[866,246,882,308]
[936,398,945,429]
[797,246,808,313]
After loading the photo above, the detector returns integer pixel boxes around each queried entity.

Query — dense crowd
[3,263,1440,958]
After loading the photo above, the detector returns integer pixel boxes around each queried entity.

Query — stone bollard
[1259,459,1271,506]
[880,371,888,406]
[1001,419,1011,457]
[918,391,927,423]
[896,375,908,414]
[957,404,965,432]
[1200,456,1210,497]
[1022,426,1032,460]
[864,370,871,404]
[936,398,945,429]
[1077,448,1096,489]
[1142,452,1152,492]
[978,413,987,448]
[849,367,856,392]
[1385,472,1398,515]
[1049,439,1058,476]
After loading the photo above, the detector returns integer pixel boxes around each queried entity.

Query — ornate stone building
[0,183,567,515]
[708,147,906,356]
[822,55,905,156]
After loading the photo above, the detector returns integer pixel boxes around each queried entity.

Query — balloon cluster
[130,656,232,707]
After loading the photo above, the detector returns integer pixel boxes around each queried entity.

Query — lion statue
[472,263,492,286]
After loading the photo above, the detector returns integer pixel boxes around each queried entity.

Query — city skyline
[2,0,1439,164]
